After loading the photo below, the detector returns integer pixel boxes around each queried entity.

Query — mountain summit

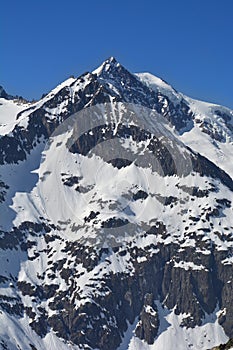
[0,59,233,350]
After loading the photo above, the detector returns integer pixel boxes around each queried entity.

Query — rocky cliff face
[0,58,233,350]
[211,338,233,350]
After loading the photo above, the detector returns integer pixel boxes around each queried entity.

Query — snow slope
[136,72,233,178]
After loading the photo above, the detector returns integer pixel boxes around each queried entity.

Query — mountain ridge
[0,58,233,350]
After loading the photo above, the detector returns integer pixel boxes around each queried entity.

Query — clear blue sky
[1,0,233,108]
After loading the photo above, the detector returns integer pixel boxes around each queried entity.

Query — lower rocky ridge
[210,338,233,350]
[0,220,232,350]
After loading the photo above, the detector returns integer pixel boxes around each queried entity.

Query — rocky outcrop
[0,178,9,203]
[211,338,233,349]
[1,219,232,349]
[135,293,159,344]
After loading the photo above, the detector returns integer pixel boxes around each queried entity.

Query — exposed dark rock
[84,211,100,223]
[62,176,82,187]
[0,295,23,316]
[0,179,9,203]
[29,344,38,350]
[0,86,13,100]
[108,158,132,169]
[216,198,231,208]
[25,306,36,319]
[135,293,159,344]
[101,217,129,228]
[0,339,8,350]
[133,190,148,201]
[30,317,47,337]
[211,338,233,350]
[191,152,233,192]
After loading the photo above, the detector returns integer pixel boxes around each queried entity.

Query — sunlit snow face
[38,102,194,247]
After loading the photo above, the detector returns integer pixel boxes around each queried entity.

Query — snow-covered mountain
[0,57,233,350]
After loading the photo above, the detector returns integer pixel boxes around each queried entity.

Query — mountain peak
[0,85,10,99]
[106,56,117,64]
[92,56,121,76]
